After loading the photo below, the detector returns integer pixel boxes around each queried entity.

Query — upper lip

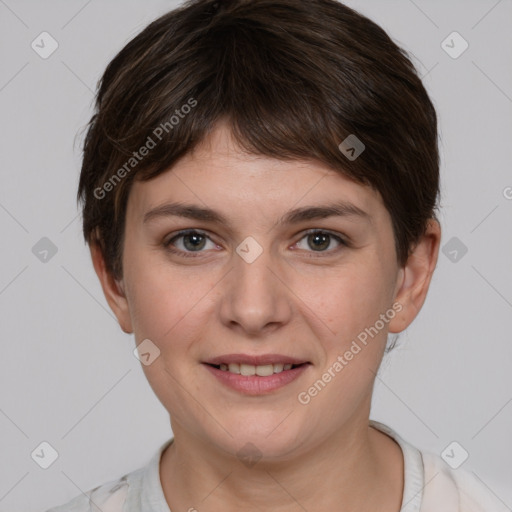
[203,354,310,366]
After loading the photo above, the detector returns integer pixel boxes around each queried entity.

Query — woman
[47,0,507,510]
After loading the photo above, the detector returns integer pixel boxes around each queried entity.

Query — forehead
[127,122,387,227]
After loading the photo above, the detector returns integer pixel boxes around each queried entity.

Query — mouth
[202,354,311,394]
[204,362,308,376]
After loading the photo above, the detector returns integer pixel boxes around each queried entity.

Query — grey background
[0,0,511,510]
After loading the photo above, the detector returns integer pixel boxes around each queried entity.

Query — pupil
[309,233,329,251]
[184,233,206,251]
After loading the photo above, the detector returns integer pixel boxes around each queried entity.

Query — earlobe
[388,219,441,334]
[89,241,134,334]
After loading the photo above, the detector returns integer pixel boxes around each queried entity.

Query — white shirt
[45,419,509,511]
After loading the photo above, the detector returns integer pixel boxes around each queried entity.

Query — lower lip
[203,363,310,395]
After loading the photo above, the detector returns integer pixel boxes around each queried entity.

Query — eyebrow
[143,200,372,227]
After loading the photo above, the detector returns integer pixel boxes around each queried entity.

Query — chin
[204,414,308,462]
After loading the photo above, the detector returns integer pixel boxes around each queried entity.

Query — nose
[219,244,293,336]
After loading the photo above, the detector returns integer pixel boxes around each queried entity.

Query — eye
[164,230,218,258]
[163,228,348,259]
[293,229,347,256]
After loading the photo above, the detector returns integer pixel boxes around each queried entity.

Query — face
[94,121,439,461]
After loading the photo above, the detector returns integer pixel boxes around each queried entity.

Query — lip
[203,353,309,366]
[203,360,311,395]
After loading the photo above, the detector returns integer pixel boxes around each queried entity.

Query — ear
[89,239,133,334]
[388,219,441,333]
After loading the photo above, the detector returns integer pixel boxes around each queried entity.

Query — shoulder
[421,451,509,512]
[44,473,130,512]
[369,420,508,512]
[44,439,173,512]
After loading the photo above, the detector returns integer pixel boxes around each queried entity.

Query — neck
[159,417,404,512]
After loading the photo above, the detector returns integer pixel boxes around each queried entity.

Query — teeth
[228,363,240,374]
[255,364,274,377]
[216,362,301,375]
[240,364,256,376]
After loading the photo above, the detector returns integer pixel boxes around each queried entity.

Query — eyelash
[163,229,348,259]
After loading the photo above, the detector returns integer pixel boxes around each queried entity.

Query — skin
[91,120,441,511]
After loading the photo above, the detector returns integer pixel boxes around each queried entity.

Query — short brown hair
[78,0,440,281]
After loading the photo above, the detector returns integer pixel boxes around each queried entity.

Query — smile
[203,356,311,395]
[207,362,305,376]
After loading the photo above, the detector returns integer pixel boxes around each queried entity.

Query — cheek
[125,261,213,405]
[125,253,216,347]
[297,263,392,346]
[295,269,393,413]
